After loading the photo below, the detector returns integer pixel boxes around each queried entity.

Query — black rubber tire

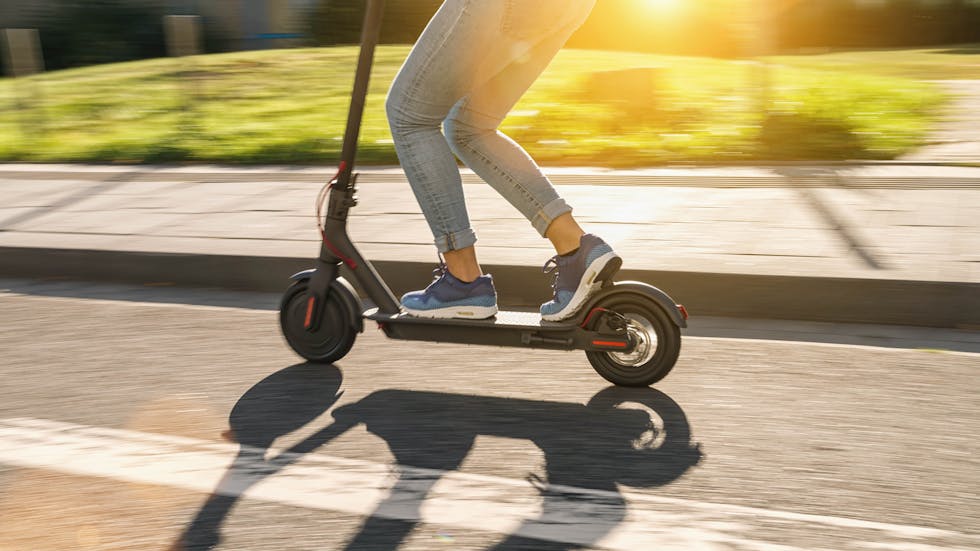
[279,280,357,364]
[585,294,681,387]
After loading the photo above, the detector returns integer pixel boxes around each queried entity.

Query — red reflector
[304,296,316,329]
[677,304,689,320]
[592,340,628,348]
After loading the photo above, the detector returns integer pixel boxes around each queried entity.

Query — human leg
[439,1,619,320]
[441,246,483,283]
[385,19,474,261]
[443,6,594,246]
[385,1,509,316]
[391,0,595,260]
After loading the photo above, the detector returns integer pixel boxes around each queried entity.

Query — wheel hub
[609,314,658,367]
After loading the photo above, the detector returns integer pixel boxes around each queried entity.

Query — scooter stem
[311,0,400,317]
[336,0,386,190]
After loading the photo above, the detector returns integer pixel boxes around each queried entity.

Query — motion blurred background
[5,0,980,67]
[1,0,978,165]
[1,7,978,548]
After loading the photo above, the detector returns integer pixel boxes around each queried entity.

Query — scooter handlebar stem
[337,0,386,189]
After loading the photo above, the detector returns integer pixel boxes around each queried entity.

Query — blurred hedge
[777,0,980,50]
[310,0,980,55]
[309,0,442,45]
[26,0,168,70]
[19,0,230,71]
[306,0,738,53]
[14,0,980,72]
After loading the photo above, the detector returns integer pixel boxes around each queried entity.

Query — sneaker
[401,263,498,319]
[540,234,621,322]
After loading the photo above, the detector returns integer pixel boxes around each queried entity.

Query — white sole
[402,304,498,320]
[541,251,621,322]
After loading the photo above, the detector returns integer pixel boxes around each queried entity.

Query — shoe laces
[432,265,451,281]
[543,255,562,292]
[432,253,449,281]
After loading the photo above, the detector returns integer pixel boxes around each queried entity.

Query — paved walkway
[1,164,978,326]
[1,164,977,282]
[903,80,980,164]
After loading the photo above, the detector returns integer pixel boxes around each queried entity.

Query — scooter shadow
[173,363,702,551]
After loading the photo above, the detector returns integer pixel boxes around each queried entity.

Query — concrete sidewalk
[1,163,978,328]
[902,80,980,165]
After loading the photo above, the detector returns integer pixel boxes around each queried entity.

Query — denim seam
[450,105,559,224]
[389,98,463,244]
[388,0,469,251]
[457,137,545,217]
[437,227,477,253]
[410,157,455,240]
[500,0,516,37]
[449,107,563,235]
[461,136,567,237]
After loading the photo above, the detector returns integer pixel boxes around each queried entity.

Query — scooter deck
[361,307,618,350]
[364,308,576,330]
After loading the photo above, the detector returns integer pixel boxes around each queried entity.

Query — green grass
[0,46,953,165]
[770,44,980,81]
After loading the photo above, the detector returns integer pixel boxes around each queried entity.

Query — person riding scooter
[279,0,685,387]
[387,0,622,322]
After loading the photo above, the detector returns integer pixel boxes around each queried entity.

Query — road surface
[0,280,977,550]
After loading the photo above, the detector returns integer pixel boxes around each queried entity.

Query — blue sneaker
[401,264,498,319]
[540,234,622,322]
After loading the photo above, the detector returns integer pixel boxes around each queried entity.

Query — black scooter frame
[297,0,686,356]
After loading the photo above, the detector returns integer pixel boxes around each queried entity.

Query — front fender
[290,270,364,334]
[289,268,318,281]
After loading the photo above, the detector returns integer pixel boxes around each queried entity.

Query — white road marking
[687,335,980,357]
[1,417,977,550]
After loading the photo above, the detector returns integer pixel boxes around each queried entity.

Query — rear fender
[583,281,688,328]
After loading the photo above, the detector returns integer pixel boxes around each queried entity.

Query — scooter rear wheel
[585,294,681,387]
[280,280,357,363]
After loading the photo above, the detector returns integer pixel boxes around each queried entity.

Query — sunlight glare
[641,0,683,15]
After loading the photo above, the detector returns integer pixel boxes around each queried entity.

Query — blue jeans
[386,0,596,253]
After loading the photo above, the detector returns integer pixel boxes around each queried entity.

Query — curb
[2,165,979,189]
[2,246,977,329]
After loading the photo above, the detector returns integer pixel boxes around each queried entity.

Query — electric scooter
[279,0,688,387]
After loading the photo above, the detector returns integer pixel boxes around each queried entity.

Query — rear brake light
[677,304,689,320]
[592,340,629,348]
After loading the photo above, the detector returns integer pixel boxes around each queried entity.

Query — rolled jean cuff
[532,197,573,237]
[434,227,478,253]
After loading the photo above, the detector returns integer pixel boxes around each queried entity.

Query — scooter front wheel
[280,280,357,363]
[585,293,681,387]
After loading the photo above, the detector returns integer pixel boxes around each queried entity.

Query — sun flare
[641,0,684,15]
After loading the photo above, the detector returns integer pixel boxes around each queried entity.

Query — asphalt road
[0,281,977,551]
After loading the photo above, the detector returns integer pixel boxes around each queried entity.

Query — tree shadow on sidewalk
[773,165,888,270]
[174,363,702,550]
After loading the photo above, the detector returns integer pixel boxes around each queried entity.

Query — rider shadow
[175,363,702,550]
